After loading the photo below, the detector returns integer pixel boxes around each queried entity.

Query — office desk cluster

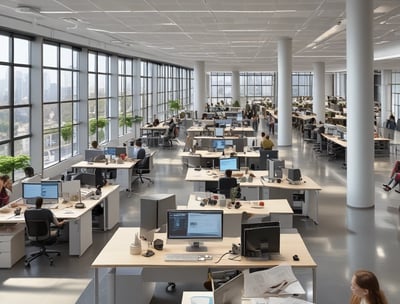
[0,184,120,267]
[92,227,317,304]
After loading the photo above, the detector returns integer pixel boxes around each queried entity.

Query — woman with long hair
[350,270,388,304]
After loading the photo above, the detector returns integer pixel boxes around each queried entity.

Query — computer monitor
[167,210,223,252]
[268,159,285,180]
[212,139,225,151]
[241,221,280,259]
[22,182,59,204]
[236,112,243,122]
[219,157,239,171]
[213,272,244,304]
[287,168,302,183]
[104,146,126,157]
[72,172,97,187]
[85,149,105,162]
[215,127,225,137]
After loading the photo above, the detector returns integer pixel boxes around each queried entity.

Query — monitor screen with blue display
[212,139,225,151]
[104,146,126,156]
[215,127,224,137]
[22,182,59,202]
[219,157,239,171]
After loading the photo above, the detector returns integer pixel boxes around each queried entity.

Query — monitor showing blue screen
[219,157,239,171]
[104,146,126,156]
[215,127,224,137]
[22,182,59,200]
[212,139,225,151]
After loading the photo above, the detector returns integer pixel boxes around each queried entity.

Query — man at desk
[219,169,240,199]
[27,197,65,236]
[260,132,274,150]
[130,139,146,160]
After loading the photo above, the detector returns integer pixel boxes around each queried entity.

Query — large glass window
[210,72,232,105]
[140,61,153,123]
[42,42,80,168]
[88,51,111,144]
[0,34,31,179]
[392,72,400,121]
[240,72,275,101]
[118,58,134,136]
[292,72,313,98]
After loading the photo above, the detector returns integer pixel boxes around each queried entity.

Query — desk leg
[314,190,319,225]
[94,268,99,304]
[112,267,116,304]
[313,268,317,303]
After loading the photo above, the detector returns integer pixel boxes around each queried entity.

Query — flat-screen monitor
[215,127,224,137]
[287,168,302,183]
[167,210,223,252]
[268,159,285,179]
[85,149,105,162]
[22,182,59,204]
[219,157,239,171]
[241,221,280,259]
[104,146,126,156]
[72,172,97,187]
[212,139,225,151]
[236,112,243,122]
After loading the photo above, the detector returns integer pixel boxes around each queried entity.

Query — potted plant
[168,99,182,115]
[0,155,30,175]
[232,100,241,108]
[119,115,133,128]
[61,122,73,142]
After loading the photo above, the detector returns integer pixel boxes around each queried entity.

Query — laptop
[212,272,244,304]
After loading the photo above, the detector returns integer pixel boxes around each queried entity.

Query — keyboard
[164,253,213,262]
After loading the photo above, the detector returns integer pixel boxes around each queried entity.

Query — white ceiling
[1,0,400,72]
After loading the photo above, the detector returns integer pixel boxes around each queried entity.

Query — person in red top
[382,160,400,192]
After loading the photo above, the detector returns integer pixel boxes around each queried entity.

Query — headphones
[153,239,164,250]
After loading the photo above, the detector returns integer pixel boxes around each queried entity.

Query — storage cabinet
[0,223,25,268]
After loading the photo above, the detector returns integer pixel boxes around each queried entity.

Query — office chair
[24,210,61,267]
[133,156,153,184]
[218,178,241,199]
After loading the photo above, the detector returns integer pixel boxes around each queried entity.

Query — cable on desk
[214,251,231,264]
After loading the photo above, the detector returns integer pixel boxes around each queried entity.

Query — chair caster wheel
[25,262,30,268]
[166,282,176,292]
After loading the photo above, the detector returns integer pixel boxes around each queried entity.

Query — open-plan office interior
[1,0,400,303]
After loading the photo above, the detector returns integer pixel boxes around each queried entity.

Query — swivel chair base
[25,246,61,267]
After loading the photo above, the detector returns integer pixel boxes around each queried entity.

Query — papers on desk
[247,297,313,304]
[243,264,305,298]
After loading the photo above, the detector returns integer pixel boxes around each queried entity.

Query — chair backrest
[137,156,151,173]
[218,177,238,198]
[24,209,51,242]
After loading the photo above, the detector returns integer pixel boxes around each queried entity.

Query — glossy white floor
[1,118,399,304]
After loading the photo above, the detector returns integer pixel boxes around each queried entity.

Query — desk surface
[0,185,120,223]
[187,194,293,215]
[72,160,138,169]
[92,227,316,269]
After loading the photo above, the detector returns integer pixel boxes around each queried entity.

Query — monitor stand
[186,241,208,252]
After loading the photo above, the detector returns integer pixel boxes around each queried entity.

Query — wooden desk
[0,185,120,256]
[92,227,317,304]
[183,194,293,233]
[261,176,322,224]
[72,160,138,192]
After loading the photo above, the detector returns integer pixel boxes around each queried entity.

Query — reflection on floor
[1,121,400,304]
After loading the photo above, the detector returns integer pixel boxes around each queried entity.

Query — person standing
[269,114,275,135]
[350,270,388,304]
[385,114,396,139]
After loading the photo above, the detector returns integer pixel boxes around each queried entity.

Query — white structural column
[205,73,210,103]
[346,0,374,208]
[325,73,334,98]
[381,69,392,127]
[312,62,326,123]
[194,61,206,119]
[232,71,240,104]
[277,37,292,146]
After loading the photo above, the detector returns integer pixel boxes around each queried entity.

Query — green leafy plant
[0,155,30,175]
[61,122,73,142]
[230,186,239,203]
[89,117,108,135]
[168,99,182,114]
[232,100,241,107]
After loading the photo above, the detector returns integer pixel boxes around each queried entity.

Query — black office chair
[24,209,61,267]
[218,178,241,199]
[133,156,153,184]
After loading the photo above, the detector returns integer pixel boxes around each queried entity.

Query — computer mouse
[143,250,155,257]
[293,254,300,261]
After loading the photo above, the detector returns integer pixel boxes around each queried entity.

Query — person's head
[135,139,142,148]
[351,270,387,304]
[35,197,43,209]
[225,169,233,178]
[24,166,34,177]
[91,140,99,149]
[1,175,11,190]
[266,135,270,140]
[261,132,266,138]
[153,118,160,126]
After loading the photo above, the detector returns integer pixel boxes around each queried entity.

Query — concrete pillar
[325,73,334,98]
[232,71,240,105]
[381,69,392,127]
[312,62,325,123]
[346,0,374,208]
[206,73,210,103]
[194,61,206,120]
[109,56,119,140]
[277,37,292,146]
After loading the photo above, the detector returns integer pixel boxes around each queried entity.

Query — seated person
[218,169,240,199]
[24,166,35,178]
[30,197,64,237]
[153,118,160,127]
[131,139,146,160]
[91,140,101,150]
[260,133,274,150]
[0,175,12,207]
[383,160,400,192]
